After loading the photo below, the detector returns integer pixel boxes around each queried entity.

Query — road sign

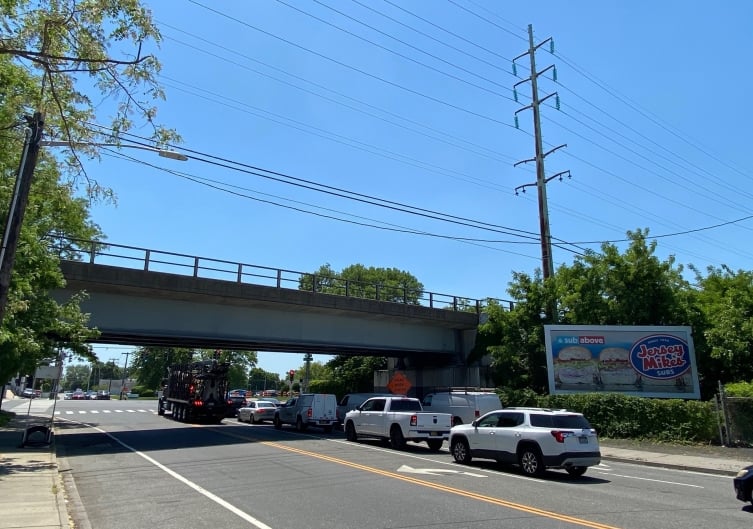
[387,371,411,395]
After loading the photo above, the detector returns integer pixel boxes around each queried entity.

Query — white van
[421,390,501,426]
[274,393,338,432]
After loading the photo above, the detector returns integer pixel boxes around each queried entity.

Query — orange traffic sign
[387,372,412,395]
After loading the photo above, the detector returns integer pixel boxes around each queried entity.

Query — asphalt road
[13,398,752,529]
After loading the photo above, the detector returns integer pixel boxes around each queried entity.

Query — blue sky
[83,1,753,378]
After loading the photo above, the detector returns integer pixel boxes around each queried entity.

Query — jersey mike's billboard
[544,325,700,399]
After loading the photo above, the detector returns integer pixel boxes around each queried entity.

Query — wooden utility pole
[0,112,45,324]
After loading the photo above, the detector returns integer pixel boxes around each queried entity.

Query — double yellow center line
[265,441,621,529]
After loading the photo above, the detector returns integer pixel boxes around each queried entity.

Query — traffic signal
[288,369,295,382]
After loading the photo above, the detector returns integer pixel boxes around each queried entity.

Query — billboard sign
[544,325,700,399]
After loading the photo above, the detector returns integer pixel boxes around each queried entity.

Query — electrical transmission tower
[512,25,570,282]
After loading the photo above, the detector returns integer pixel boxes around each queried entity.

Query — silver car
[237,400,278,424]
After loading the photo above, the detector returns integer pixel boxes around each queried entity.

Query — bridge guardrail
[50,237,514,313]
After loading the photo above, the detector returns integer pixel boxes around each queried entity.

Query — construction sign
[387,371,412,395]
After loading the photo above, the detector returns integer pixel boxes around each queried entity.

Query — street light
[41,140,189,161]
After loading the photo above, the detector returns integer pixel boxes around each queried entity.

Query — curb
[55,429,93,529]
[601,454,739,477]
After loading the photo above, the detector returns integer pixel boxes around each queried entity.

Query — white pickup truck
[343,396,452,451]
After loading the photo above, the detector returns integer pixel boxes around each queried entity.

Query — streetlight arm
[41,141,188,161]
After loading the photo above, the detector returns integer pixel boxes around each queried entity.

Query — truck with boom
[343,396,452,451]
[158,360,230,423]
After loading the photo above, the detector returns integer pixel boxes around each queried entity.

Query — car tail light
[410,415,417,426]
[475,409,480,418]
[194,399,203,407]
[307,408,312,418]
[550,430,575,443]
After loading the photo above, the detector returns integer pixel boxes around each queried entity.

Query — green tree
[62,363,91,391]
[299,263,424,303]
[475,230,696,394]
[690,265,753,384]
[0,1,177,398]
[327,356,388,394]
[248,367,281,393]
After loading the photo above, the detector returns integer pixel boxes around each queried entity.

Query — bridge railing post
[193,257,199,277]
[143,249,150,271]
[453,296,458,311]
[237,263,243,283]
[429,292,434,308]
[375,284,381,301]
[276,269,282,288]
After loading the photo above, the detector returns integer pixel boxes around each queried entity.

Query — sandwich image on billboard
[554,346,597,385]
[544,325,700,399]
[598,347,639,386]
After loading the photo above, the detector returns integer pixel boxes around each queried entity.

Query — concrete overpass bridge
[50,240,506,370]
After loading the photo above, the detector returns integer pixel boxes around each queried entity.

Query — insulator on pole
[550,39,555,54]
[555,94,561,110]
[552,65,558,83]
[512,62,518,76]
[514,115,519,129]
[513,88,518,102]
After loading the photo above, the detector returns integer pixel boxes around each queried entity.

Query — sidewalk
[1,409,751,529]
[0,413,69,529]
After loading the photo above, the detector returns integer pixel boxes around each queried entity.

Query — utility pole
[512,26,569,285]
[120,351,131,400]
[0,112,44,324]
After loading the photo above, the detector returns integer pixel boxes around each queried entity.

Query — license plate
[578,436,588,444]
[430,431,440,436]
[318,420,328,425]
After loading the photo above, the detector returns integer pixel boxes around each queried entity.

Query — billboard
[544,325,700,399]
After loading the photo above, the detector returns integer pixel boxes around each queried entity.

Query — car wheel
[296,416,307,432]
[273,415,282,430]
[451,438,472,464]
[157,400,164,416]
[345,422,358,442]
[390,425,406,450]
[518,445,545,477]
[251,414,257,424]
[427,439,443,451]
[566,466,587,477]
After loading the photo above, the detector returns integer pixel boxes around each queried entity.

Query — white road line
[58,418,275,529]
[595,471,704,488]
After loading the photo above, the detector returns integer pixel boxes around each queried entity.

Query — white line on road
[58,419,276,529]
[595,471,704,488]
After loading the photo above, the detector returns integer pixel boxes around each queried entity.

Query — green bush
[506,392,719,444]
[139,389,155,398]
[726,381,753,397]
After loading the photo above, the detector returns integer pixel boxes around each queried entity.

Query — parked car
[95,390,111,400]
[449,407,601,477]
[421,389,501,426]
[225,392,247,417]
[63,391,73,400]
[336,393,398,424]
[237,400,278,424]
[20,388,37,399]
[71,390,86,400]
[735,465,753,505]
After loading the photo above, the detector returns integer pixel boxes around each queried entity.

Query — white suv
[449,407,601,477]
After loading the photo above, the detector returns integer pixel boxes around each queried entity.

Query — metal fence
[717,383,753,447]
[49,236,515,313]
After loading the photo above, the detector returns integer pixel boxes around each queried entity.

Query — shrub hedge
[498,389,719,444]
